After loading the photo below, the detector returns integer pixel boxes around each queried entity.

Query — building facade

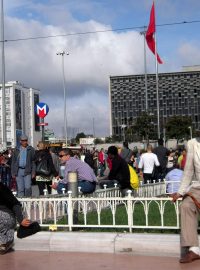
[0,81,41,148]
[109,69,200,139]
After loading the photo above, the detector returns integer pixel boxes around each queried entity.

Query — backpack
[128,164,139,189]
[36,158,51,176]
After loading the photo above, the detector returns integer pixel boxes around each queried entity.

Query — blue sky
[3,0,200,138]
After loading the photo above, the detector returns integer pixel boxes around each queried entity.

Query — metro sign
[35,102,49,118]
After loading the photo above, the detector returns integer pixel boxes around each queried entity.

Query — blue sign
[35,102,49,118]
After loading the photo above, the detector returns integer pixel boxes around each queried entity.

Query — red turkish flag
[145,2,163,64]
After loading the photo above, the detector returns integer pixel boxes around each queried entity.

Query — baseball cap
[20,134,28,141]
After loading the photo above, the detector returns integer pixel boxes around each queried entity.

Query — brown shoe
[180,251,200,263]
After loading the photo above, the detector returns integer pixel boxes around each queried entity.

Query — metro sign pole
[35,102,49,142]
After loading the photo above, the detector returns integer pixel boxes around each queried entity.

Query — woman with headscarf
[0,182,30,254]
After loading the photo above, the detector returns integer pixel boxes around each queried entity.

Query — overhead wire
[1,19,200,43]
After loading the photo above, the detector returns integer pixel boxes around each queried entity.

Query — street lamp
[121,124,126,142]
[188,126,192,140]
[1,0,6,148]
[56,51,69,147]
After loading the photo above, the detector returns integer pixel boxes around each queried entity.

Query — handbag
[128,165,139,189]
[36,159,51,176]
[17,221,41,239]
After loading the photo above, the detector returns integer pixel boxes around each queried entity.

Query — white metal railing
[83,179,179,198]
[16,180,187,232]
[18,191,181,232]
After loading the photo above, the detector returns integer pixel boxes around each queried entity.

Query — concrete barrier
[14,232,198,257]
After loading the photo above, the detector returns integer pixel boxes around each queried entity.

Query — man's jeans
[16,168,32,197]
[57,182,68,194]
[57,181,96,194]
[78,180,96,194]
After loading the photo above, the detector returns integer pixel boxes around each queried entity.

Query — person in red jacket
[98,148,106,176]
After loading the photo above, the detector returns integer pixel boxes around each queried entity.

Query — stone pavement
[1,251,200,270]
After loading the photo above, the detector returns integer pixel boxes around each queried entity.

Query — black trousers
[143,173,154,184]
[37,181,52,195]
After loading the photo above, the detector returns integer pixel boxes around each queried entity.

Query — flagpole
[140,27,148,112]
[145,1,163,139]
[154,35,160,139]
[154,2,160,139]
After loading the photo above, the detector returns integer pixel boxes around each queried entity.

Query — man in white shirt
[138,144,160,184]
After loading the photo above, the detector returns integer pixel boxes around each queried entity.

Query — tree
[105,136,112,143]
[94,138,104,144]
[132,112,156,141]
[165,116,192,142]
[75,132,86,143]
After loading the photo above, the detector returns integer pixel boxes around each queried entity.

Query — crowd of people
[2,134,200,263]
[0,136,189,196]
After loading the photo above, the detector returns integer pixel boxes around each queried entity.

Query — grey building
[0,81,41,148]
[109,69,200,139]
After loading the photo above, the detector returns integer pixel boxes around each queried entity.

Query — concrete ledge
[115,233,180,257]
[49,232,115,253]
[15,232,200,257]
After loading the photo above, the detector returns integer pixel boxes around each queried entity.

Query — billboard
[79,137,95,145]
[15,89,22,130]
[16,129,23,148]
[34,94,40,131]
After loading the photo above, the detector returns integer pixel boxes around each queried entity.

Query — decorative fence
[18,181,182,232]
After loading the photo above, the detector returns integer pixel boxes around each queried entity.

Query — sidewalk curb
[14,232,189,257]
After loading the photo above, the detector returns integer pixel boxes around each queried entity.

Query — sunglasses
[59,154,66,158]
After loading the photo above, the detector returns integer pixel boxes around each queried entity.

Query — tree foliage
[75,132,86,143]
[132,112,156,140]
[165,116,192,140]
[94,138,104,144]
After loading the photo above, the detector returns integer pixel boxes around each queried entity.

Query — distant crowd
[0,136,187,197]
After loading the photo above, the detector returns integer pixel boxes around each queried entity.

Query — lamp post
[121,124,126,142]
[56,51,69,147]
[188,126,192,140]
[1,0,6,149]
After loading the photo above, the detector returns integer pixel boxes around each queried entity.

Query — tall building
[0,81,41,148]
[109,68,200,139]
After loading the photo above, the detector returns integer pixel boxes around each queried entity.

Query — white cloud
[45,91,110,137]
[178,42,200,66]
[3,13,147,137]
[4,1,199,139]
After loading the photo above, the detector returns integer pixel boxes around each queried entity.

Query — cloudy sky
[3,0,200,138]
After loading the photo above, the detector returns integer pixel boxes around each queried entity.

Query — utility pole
[92,118,95,138]
[56,51,69,148]
[1,0,6,148]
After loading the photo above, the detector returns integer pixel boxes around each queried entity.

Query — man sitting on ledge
[52,148,97,194]
[98,146,131,196]
[172,138,200,264]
